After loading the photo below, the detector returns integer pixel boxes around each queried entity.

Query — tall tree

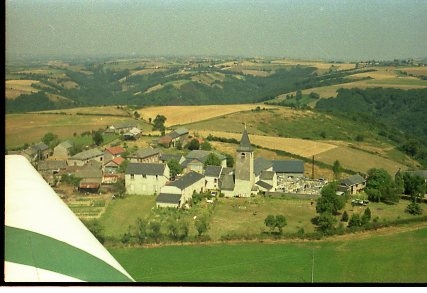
[316,182,346,215]
[365,168,399,203]
[204,153,221,167]
[152,114,167,135]
[167,159,183,179]
[187,138,200,150]
[92,131,104,146]
[332,160,343,180]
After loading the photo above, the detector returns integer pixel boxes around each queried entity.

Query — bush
[405,202,423,215]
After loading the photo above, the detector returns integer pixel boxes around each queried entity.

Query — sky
[5,0,427,61]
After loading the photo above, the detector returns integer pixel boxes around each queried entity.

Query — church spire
[237,127,253,152]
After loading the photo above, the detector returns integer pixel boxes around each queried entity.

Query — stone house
[127,148,161,163]
[67,148,104,167]
[108,121,139,134]
[182,150,227,173]
[53,140,73,159]
[104,146,126,163]
[103,156,125,174]
[22,142,50,162]
[74,161,103,193]
[339,174,366,195]
[125,162,170,195]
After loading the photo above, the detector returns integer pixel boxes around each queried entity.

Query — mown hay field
[197,130,337,158]
[137,104,276,127]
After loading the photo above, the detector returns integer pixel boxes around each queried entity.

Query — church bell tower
[233,125,254,197]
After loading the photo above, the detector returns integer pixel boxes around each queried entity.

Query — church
[219,127,305,197]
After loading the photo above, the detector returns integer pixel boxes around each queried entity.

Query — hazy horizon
[6,0,427,62]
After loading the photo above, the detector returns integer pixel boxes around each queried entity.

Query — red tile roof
[105,146,126,155]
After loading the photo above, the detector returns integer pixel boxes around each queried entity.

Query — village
[13,118,372,213]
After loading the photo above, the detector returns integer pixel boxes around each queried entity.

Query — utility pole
[312,155,315,179]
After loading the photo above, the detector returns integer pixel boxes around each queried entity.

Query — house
[256,170,277,193]
[156,171,205,208]
[127,148,161,163]
[53,140,73,159]
[125,162,170,195]
[67,148,104,167]
[160,153,185,165]
[157,128,189,148]
[219,169,235,198]
[22,142,50,162]
[339,174,366,195]
[182,150,227,173]
[103,156,125,174]
[204,165,223,190]
[104,146,126,163]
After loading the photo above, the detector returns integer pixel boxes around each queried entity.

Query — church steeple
[237,127,253,152]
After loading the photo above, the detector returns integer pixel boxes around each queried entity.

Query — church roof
[237,128,253,152]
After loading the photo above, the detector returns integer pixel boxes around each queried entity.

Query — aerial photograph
[4,0,427,285]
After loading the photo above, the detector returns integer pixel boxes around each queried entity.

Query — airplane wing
[4,155,135,282]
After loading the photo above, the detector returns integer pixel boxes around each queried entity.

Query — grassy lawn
[109,225,427,283]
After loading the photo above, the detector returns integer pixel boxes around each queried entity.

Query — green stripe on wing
[5,226,133,282]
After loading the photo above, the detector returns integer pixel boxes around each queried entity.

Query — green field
[109,226,427,283]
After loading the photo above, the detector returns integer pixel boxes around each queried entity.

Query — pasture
[109,225,427,283]
[97,191,423,242]
[5,112,127,149]
[5,79,40,99]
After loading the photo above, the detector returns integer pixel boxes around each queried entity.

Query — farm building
[123,127,142,140]
[125,162,170,195]
[74,161,103,193]
[157,127,189,148]
[339,174,366,195]
[272,160,305,179]
[182,150,227,173]
[108,120,139,134]
[22,142,50,162]
[256,171,278,193]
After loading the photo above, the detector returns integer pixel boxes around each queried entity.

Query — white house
[156,171,205,208]
[204,165,223,190]
[125,162,170,195]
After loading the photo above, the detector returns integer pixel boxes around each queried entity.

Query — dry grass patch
[137,104,276,127]
[6,79,40,99]
[198,130,337,158]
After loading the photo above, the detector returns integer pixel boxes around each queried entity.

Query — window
[143,174,147,179]
[240,153,246,159]
[131,174,134,180]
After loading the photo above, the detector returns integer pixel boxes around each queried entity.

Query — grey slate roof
[272,160,304,174]
[128,148,161,159]
[256,180,273,190]
[237,129,254,152]
[125,162,166,176]
[220,173,235,191]
[260,170,275,180]
[70,148,104,160]
[169,127,189,139]
[156,193,181,204]
[341,174,366,186]
[185,150,226,163]
[205,165,223,177]
[32,142,49,152]
[254,157,273,176]
[161,153,184,162]
[38,160,67,171]
[170,171,204,190]
[56,140,73,149]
